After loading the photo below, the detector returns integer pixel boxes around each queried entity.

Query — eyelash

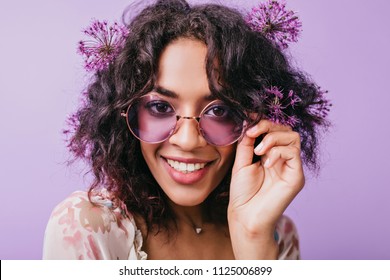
[145,101,174,115]
[144,97,233,120]
[204,105,229,118]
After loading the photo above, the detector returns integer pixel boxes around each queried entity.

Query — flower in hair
[78,20,129,71]
[263,86,302,127]
[246,0,302,49]
[308,87,332,121]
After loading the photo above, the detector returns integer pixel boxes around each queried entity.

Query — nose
[168,117,208,151]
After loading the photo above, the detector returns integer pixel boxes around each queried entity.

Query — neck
[169,201,209,231]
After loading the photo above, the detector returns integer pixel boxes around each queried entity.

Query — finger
[263,146,302,170]
[254,131,301,155]
[232,134,256,174]
[246,119,292,139]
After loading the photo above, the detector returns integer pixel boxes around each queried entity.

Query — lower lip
[161,157,212,185]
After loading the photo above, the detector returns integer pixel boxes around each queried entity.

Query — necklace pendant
[195,227,202,234]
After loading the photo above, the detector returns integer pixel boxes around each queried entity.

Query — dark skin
[137,218,234,260]
[135,38,304,260]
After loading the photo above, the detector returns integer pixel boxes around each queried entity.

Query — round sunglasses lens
[199,102,244,146]
[127,96,177,143]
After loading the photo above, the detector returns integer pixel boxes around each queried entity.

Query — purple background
[1,0,389,259]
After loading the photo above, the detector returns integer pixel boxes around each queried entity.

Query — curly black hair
[67,0,330,233]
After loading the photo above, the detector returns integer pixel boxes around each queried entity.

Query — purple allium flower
[63,91,92,158]
[308,87,332,120]
[263,86,301,127]
[63,91,87,138]
[246,0,302,49]
[63,112,79,138]
[78,19,129,72]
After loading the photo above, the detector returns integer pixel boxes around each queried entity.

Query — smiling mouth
[163,158,213,174]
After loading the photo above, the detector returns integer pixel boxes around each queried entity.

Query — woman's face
[140,38,236,207]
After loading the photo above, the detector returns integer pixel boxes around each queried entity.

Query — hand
[228,119,304,259]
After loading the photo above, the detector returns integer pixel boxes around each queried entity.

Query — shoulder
[43,190,146,260]
[275,215,300,260]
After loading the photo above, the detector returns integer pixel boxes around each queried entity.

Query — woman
[43,0,330,259]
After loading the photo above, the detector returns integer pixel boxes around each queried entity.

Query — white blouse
[43,190,300,260]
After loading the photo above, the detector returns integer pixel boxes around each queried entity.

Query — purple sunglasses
[121,94,247,146]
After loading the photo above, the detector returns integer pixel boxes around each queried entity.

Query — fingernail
[264,158,271,168]
[254,142,264,154]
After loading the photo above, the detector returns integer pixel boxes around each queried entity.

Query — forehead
[156,38,212,103]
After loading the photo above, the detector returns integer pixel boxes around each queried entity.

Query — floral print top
[43,190,300,260]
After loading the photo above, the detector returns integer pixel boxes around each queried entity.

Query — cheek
[219,145,236,165]
[216,145,236,178]
[140,142,159,168]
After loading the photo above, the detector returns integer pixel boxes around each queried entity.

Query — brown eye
[204,104,229,118]
[155,103,170,113]
[145,101,174,116]
[212,107,226,117]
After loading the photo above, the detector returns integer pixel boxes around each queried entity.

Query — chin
[164,187,212,207]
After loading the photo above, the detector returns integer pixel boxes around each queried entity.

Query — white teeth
[188,164,195,172]
[166,159,206,173]
[179,162,186,171]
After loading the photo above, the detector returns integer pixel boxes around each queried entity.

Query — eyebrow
[153,86,214,101]
[153,86,178,98]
